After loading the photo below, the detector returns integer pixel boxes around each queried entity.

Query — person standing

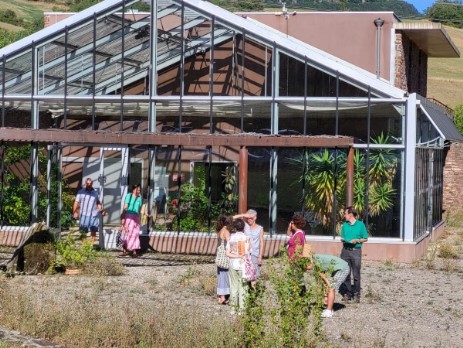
[339,206,369,303]
[216,214,233,305]
[121,184,146,257]
[226,218,251,315]
[73,178,106,241]
[286,213,306,260]
[234,209,264,279]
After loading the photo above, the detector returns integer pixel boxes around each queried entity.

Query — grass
[0,271,242,348]
[427,25,463,109]
[0,0,67,22]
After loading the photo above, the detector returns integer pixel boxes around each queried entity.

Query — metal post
[346,147,354,206]
[238,147,248,214]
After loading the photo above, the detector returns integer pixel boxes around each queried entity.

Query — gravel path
[1,228,462,348]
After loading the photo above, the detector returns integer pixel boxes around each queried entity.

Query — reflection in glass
[248,146,270,232]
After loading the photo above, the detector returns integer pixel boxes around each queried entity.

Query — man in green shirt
[339,207,369,303]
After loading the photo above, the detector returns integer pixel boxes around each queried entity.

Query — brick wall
[443,142,463,211]
[394,32,427,96]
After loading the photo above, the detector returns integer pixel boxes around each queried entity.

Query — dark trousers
[340,247,362,297]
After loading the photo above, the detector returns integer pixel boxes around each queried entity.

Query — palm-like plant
[301,149,346,227]
[296,132,398,232]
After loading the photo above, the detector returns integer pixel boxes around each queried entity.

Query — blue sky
[406,0,436,14]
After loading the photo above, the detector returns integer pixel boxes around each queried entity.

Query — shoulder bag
[215,240,229,269]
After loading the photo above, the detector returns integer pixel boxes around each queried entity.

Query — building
[0,0,461,262]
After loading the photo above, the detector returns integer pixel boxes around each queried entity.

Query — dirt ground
[1,227,463,348]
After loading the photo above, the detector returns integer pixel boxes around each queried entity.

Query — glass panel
[276,147,305,233]
[3,52,33,95]
[304,100,337,136]
[299,148,345,236]
[414,147,430,240]
[373,102,404,145]
[417,108,439,144]
[338,78,368,97]
[243,101,271,134]
[213,101,241,134]
[156,101,180,133]
[3,142,32,225]
[366,149,402,238]
[248,146,270,232]
[278,101,306,135]
[279,54,306,97]
[182,101,211,134]
[242,38,271,97]
[3,100,32,129]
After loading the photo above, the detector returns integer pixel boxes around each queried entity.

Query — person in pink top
[286,213,306,260]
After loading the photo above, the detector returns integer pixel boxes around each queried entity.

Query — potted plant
[50,236,95,274]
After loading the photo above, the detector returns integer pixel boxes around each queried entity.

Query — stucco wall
[443,142,463,212]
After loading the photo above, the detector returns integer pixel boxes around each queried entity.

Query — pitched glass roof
[0,0,405,100]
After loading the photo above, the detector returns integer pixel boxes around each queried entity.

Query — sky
[406,0,436,14]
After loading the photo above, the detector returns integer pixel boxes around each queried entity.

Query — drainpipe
[374,18,385,79]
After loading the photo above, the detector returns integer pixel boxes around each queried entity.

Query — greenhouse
[0,0,461,260]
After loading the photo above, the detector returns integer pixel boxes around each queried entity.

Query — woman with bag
[215,214,232,305]
[121,184,147,258]
[226,218,252,315]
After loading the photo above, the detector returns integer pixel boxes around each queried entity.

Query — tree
[426,1,463,28]
[210,0,264,11]
[453,104,463,135]
[1,144,74,228]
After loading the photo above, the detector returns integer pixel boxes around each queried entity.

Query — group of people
[215,209,265,314]
[72,178,149,258]
[74,178,368,317]
[217,206,368,318]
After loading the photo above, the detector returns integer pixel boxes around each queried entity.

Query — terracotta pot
[64,268,81,275]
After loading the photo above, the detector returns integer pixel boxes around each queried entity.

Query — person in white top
[226,218,252,314]
[234,209,264,281]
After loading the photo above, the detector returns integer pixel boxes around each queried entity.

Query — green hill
[263,0,420,18]
[428,25,463,109]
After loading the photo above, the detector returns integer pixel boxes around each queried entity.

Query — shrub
[81,254,125,276]
[438,242,458,259]
[241,249,326,347]
[50,236,96,272]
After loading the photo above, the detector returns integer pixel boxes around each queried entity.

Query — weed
[411,259,421,268]
[423,243,438,269]
[364,285,381,303]
[239,249,325,347]
[444,210,463,228]
[144,278,159,289]
[177,265,200,285]
[0,278,243,348]
[371,331,387,348]
[383,258,395,270]
[198,275,216,297]
[438,242,458,259]
[82,254,125,276]
[441,258,458,273]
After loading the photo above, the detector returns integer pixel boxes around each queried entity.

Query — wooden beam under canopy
[0,128,354,148]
